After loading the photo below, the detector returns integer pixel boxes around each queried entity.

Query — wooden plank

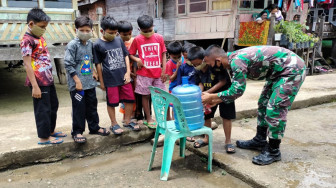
[9,23,21,40]
[222,15,229,31]
[19,25,28,40]
[46,26,56,40]
[195,17,201,33]
[190,18,196,33]
[66,23,76,38]
[175,31,234,40]
[203,17,211,33]
[210,16,217,32]
[0,23,12,40]
[175,19,181,34]
[50,23,63,39]
[216,15,224,32]
[59,23,72,40]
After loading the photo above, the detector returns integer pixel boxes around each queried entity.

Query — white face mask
[76,30,92,41]
[194,62,207,70]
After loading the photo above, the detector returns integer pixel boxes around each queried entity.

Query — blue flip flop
[38,139,64,145]
[110,124,123,135]
[123,121,141,131]
[51,132,67,137]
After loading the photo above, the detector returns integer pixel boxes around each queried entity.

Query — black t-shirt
[93,36,129,87]
[195,64,232,93]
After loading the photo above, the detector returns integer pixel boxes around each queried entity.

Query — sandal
[110,124,123,135]
[225,144,236,154]
[186,137,195,142]
[89,127,110,136]
[38,138,63,145]
[193,139,208,148]
[123,121,141,131]
[143,121,157,129]
[50,132,67,137]
[73,135,86,144]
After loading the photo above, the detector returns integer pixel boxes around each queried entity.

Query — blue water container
[172,76,204,131]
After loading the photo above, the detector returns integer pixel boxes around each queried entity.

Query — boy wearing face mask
[20,8,65,145]
[129,15,167,129]
[94,16,139,135]
[117,21,137,124]
[64,16,110,143]
[191,46,236,153]
[165,41,184,121]
[176,45,198,86]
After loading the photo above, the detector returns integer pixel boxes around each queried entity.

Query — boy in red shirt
[129,15,167,129]
[20,8,65,145]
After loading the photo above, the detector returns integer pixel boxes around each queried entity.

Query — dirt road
[0,143,250,188]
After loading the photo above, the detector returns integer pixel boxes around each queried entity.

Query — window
[177,0,186,15]
[7,0,38,8]
[44,0,72,9]
[189,0,207,13]
[239,0,277,11]
[211,0,232,11]
[177,0,208,15]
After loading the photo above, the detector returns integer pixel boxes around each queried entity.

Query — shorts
[134,75,166,95]
[106,83,135,107]
[204,101,236,120]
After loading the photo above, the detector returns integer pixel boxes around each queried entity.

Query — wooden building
[0,0,85,84]
[95,0,309,43]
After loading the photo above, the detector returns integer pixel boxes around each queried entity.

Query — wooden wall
[105,0,176,40]
[105,0,236,41]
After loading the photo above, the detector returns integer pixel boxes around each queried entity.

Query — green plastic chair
[147,86,213,181]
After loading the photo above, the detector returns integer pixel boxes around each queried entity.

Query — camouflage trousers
[257,68,306,139]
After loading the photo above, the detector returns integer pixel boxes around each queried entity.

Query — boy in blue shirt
[165,41,185,120]
[176,43,197,85]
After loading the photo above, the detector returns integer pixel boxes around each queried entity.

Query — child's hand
[75,80,83,91]
[177,60,182,68]
[130,72,136,80]
[161,72,167,83]
[32,86,42,98]
[100,82,106,91]
[136,58,144,69]
[92,71,98,81]
[124,73,131,84]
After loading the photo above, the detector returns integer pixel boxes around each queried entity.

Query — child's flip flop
[89,128,110,136]
[38,139,64,145]
[193,139,208,148]
[225,144,236,154]
[143,121,157,129]
[123,122,141,131]
[110,124,123,135]
[73,135,86,144]
[51,132,67,137]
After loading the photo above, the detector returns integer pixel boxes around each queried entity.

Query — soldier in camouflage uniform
[202,45,306,165]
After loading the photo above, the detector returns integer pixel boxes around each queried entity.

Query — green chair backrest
[149,86,190,133]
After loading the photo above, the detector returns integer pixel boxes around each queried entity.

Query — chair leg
[179,137,186,158]
[148,128,161,171]
[207,133,213,173]
[160,135,176,181]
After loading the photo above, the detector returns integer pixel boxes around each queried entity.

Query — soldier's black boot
[236,126,268,150]
[252,138,281,165]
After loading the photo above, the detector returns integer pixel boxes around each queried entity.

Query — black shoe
[252,139,281,165]
[236,126,268,150]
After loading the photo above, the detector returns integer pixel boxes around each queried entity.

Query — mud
[0,143,251,188]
